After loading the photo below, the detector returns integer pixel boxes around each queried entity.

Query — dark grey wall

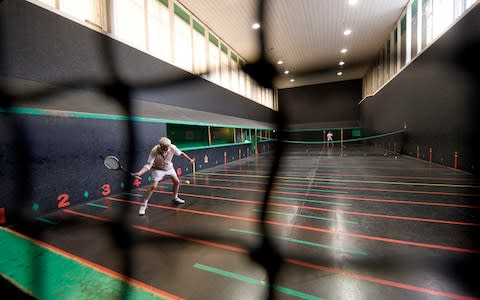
[360,4,480,173]
[278,80,362,128]
[0,113,258,219]
[0,0,275,123]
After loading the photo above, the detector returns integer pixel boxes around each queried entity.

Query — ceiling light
[284,70,290,74]
[339,61,345,65]
[252,23,260,30]
[344,29,352,35]
[337,72,343,76]
[341,48,348,53]
[290,79,295,82]
[348,0,358,5]
[277,60,284,65]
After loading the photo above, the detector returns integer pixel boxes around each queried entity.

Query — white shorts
[151,168,178,182]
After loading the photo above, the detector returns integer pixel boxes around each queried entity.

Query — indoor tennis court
[3,139,480,299]
[1,0,480,299]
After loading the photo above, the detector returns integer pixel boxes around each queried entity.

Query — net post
[208,126,212,146]
[416,145,420,159]
[429,147,433,163]
[341,128,344,148]
[323,130,326,149]
[454,151,458,169]
[255,129,259,156]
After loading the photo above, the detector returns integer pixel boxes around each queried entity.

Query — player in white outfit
[132,137,194,215]
[326,131,334,147]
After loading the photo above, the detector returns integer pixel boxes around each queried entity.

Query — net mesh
[275,129,406,157]
[2,1,477,299]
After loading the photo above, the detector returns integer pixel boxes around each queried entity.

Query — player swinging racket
[132,137,194,216]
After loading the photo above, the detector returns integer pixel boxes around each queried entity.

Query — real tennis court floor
[4,149,480,300]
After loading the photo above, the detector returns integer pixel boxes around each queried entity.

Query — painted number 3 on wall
[101,184,111,196]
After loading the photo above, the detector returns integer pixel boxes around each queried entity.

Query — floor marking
[61,210,479,300]
[87,202,108,209]
[275,186,350,194]
[64,209,246,253]
[0,227,182,300]
[230,228,366,255]
[187,175,480,197]
[35,217,58,225]
[151,190,480,227]
[155,185,350,206]
[193,263,324,300]
[287,259,480,300]
[252,209,358,224]
[224,166,477,182]
[170,183,480,209]
[107,197,480,254]
[122,193,143,197]
[198,172,480,188]
[270,195,351,206]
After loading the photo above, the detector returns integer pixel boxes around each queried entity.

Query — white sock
[174,193,179,199]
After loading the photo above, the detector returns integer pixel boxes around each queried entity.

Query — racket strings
[104,157,121,170]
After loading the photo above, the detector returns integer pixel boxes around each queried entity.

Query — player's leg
[169,169,184,204]
[139,170,164,215]
[145,180,159,202]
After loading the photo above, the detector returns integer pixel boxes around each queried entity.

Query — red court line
[226,163,458,172]
[176,183,480,209]
[223,166,476,182]
[62,209,479,300]
[255,156,455,166]
[63,210,246,253]
[136,225,247,253]
[217,169,480,188]
[187,176,480,197]
[150,190,480,227]
[108,196,480,254]
[196,171,480,189]
[287,259,480,300]
[4,226,183,300]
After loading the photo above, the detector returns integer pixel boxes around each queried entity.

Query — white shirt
[146,144,182,171]
[327,133,333,141]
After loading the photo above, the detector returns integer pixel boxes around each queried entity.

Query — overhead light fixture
[284,70,290,74]
[252,23,260,30]
[341,48,348,53]
[290,79,295,82]
[339,61,345,65]
[344,29,352,35]
[337,72,343,76]
[348,0,358,5]
[277,60,284,65]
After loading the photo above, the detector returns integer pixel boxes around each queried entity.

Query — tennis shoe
[139,204,147,215]
[172,197,185,204]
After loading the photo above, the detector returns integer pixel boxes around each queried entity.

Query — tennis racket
[104,155,142,180]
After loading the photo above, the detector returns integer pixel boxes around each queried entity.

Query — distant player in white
[326,131,334,147]
[132,137,194,215]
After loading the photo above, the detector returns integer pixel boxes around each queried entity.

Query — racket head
[104,155,122,170]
